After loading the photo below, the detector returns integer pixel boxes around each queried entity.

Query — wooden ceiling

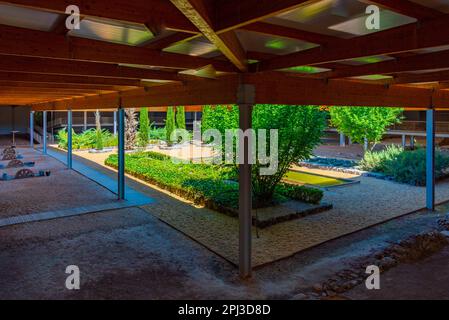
[0,0,448,110]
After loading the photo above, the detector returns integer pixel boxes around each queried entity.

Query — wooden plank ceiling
[0,0,447,110]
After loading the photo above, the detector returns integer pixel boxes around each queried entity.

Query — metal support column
[339,133,345,147]
[410,136,415,149]
[238,103,252,279]
[43,111,47,154]
[118,108,125,200]
[402,134,407,148]
[30,111,34,148]
[426,109,435,211]
[67,110,73,169]
[113,111,118,136]
[83,111,87,131]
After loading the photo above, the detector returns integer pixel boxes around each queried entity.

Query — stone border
[291,225,449,300]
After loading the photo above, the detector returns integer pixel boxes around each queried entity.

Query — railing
[52,117,115,128]
[391,121,449,133]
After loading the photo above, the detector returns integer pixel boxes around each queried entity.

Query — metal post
[410,136,415,149]
[426,109,435,211]
[339,133,345,147]
[67,110,73,169]
[238,103,252,278]
[83,111,87,131]
[402,134,407,148]
[30,111,34,148]
[118,108,125,200]
[43,111,47,154]
[113,111,117,136]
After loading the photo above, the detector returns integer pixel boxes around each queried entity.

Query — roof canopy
[0,0,448,110]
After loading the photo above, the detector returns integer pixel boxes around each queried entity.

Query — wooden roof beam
[214,0,310,33]
[0,71,144,87]
[367,0,443,20]
[394,70,449,85]
[255,15,449,72]
[170,0,247,72]
[2,0,198,33]
[0,25,236,72]
[0,55,181,81]
[240,22,340,46]
[327,50,449,79]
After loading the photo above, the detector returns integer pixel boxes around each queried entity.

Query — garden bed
[105,151,330,225]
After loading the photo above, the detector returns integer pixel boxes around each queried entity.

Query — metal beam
[29,111,34,148]
[67,110,73,169]
[118,108,126,200]
[238,102,253,278]
[426,109,435,211]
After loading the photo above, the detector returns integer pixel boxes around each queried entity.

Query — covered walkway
[0,0,448,279]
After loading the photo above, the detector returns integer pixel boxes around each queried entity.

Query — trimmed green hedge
[105,152,323,214]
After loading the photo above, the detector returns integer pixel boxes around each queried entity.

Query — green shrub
[137,107,150,147]
[165,107,176,145]
[104,152,323,213]
[149,124,166,141]
[360,146,449,186]
[276,183,323,204]
[176,106,186,130]
[95,129,104,150]
[57,128,117,150]
[359,145,403,172]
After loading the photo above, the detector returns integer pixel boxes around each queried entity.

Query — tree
[125,108,138,150]
[137,107,150,147]
[165,107,176,145]
[175,106,186,130]
[329,106,403,151]
[201,104,326,206]
[94,110,103,150]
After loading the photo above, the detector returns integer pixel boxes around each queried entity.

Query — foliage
[165,107,176,145]
[149,123,166,141]
[359,147,449,186]
[276,183,323,205]
[359,145,403,172]
[57,128,117,150]
[329,106,403,150]
[201,104,326,206]
[176,106,186,130]
[104,151,323,211]
[137,107,150,147]
[125,108,138,150]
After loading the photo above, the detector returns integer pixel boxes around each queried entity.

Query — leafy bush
[359,147,449,186]
[176,106,186,130]
[57,128,117,150]
[201,104,326,207]
[105,152,323,213]
[137,107,150,147]
[149,124,166,141]
[359,145,403,172]
[276,183,323,205]
[165,107,176,145]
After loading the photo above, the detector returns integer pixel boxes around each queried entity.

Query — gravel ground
[0,148,117,219]
[0,205,446,300]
